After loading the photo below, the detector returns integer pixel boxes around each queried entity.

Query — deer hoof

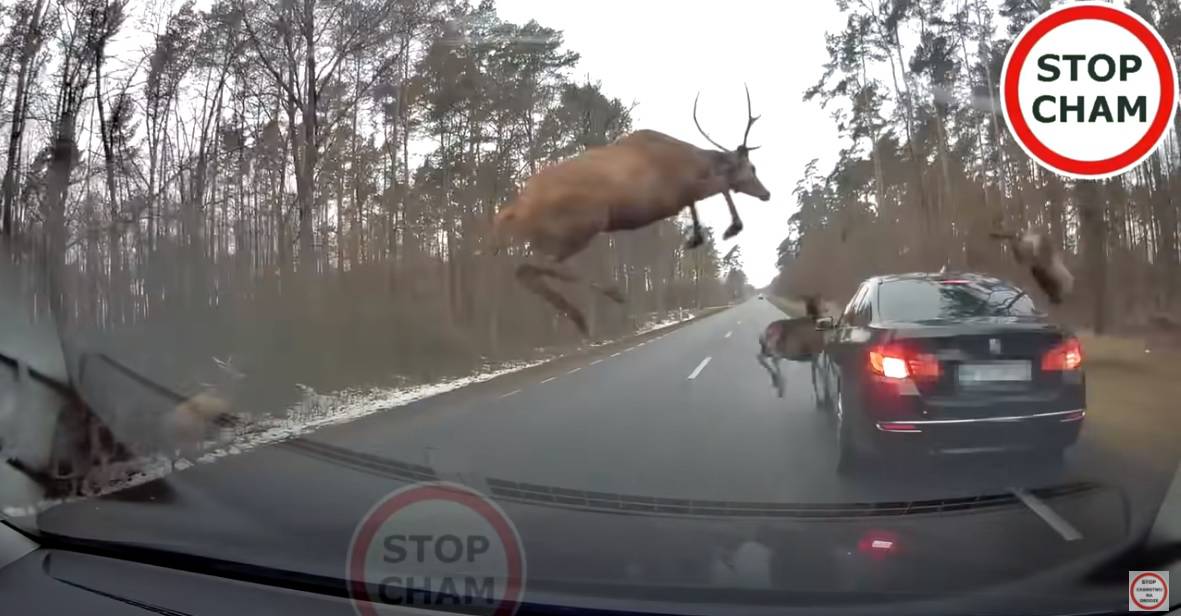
[685,234,705,250]
[723,222,743,239]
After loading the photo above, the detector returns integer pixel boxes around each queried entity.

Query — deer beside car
[756,296,827,398]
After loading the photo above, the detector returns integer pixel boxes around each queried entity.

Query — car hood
[16,442,1138,616]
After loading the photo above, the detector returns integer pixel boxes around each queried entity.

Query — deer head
[694,85,771,202]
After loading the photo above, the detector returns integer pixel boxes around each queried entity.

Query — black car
[814,272,1085,474]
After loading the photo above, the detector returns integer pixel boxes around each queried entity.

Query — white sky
[496,1,848,287]
[92,0,848,288]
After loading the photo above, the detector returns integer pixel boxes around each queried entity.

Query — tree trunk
[1077,180,1109,334]
[296,0,318,274]
[1,0,46,236]
[95,54,124,326]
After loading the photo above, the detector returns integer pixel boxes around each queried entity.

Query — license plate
[958,361,1031,383]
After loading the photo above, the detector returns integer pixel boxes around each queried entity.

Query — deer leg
[685,203,705,249]
[755,349,781,392]
[516,263,589,335]
[772,357,785,397]
[524,259,625,304]
[722,191,743,240]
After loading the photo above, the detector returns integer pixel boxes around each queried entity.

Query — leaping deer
[989,228,1074,304]
[491,87,771,335]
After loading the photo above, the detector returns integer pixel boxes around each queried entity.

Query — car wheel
[835,381,861,475]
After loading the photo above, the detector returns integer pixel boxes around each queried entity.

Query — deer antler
[693,92,727,151]
[741,84,761,152]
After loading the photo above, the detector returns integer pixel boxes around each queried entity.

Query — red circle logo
[1130,571,1169,611]
[1000,3,1178,178]
[347,482,526,616]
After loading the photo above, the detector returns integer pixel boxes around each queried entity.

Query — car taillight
[1042,337,1083,371]
[869,345,941,381]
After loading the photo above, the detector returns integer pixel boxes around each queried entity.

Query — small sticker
[1129,570,1169,612]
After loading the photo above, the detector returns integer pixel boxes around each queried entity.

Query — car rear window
[877,279,1044,322]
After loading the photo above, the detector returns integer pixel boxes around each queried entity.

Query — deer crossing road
[26,297,1181,586]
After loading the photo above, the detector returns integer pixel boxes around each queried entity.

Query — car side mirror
[815,316,834,331]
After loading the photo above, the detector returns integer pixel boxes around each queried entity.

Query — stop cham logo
[347,482,527,616]
[1000,2,1179,179]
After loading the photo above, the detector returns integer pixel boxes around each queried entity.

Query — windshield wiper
[0,351,73,397]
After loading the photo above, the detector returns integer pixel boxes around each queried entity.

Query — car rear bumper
[867,409,1085,454]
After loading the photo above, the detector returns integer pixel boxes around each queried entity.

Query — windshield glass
[1,1,1180,615]
[878,278,1044,321]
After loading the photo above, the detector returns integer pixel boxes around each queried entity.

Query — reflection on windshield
[0,0,1178,613]
[878,278,1044,322]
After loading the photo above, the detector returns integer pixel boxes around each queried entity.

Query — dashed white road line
[610,352,623,358]
[498,389,521,399]
[687,357,712,380]
[567,367,582,375]
[1011,488,1083,541]
[540,376,557,384]
[724,330,732,339]
[590,359,604,366]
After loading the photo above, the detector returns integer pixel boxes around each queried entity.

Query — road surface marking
[610,352,622,358]
[498,389,521,399]
[1011,488,1083,541]
[540,376,557,384]
[724,330,732,339]
[687,357,712,380]
[590,359,604,366]
[567,367,582,374]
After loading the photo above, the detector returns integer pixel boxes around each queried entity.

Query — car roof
[867,271,1012,287]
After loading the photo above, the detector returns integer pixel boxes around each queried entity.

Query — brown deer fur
[492,88,770,335]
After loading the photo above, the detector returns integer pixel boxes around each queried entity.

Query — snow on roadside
[228,306,696,449]
[1,359,548,519]
[2,308,701,517]
[635,308,694,335]
[220,358,549,457]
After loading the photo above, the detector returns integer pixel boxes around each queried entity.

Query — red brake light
[1042,337,1083,371]
[869,345,941,380]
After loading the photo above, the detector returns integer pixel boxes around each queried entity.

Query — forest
[0,0,743,399]
[774,0,1181,335]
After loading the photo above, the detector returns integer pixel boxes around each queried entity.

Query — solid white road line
[567,367,582,374]
[590,359,604,366]
[498,389,521,399]
[724,330,733,339]
[540,376,557,384]
[687,357,712,380]
[1011,488,1083,541]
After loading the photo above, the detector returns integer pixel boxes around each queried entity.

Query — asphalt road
[281,296,1173,508]
[17,297,1179,519]
[13,297,1181,612]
